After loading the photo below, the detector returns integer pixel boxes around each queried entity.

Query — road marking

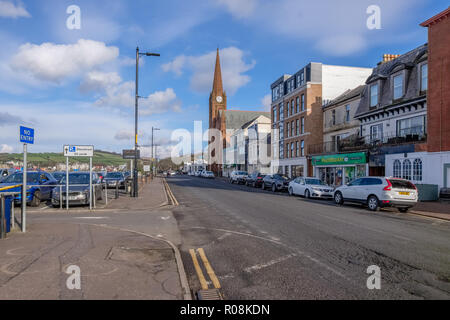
[161,216,170,220]
[39,205,52,211]
[217,233,232,241]
[189,249,208,290]
[244,253,297,273]
[76,217,109,220]
[197,248,221,289]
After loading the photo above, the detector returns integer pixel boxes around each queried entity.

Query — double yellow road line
[189,248,221,290]
[162,178,179,206]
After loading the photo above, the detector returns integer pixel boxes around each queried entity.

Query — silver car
[288,177,334,199]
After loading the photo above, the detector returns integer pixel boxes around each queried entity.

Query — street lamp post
[152,127,160,176]
[133,47,160,197]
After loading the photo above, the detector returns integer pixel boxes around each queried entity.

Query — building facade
[270,63,372,178]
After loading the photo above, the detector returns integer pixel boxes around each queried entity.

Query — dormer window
[393,74,404,99]
[370,83,379,107]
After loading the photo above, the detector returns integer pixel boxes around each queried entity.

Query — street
[168,175,450,300]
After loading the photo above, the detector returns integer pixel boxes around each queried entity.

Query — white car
[333,177,418,212]
[288,177,334,199]
[229,170,248,184]
[201,171,215,179]
[195,171,203,177]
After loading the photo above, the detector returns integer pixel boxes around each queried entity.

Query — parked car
[0,168,14,182]
[333,177,418,212]
[0,171,58,207]
[51,172,103,207]
[195,170,204,177]
[52,171,66,183]
[288,177,334,199]
[245,172,266,188]
[201,171,215,179]
[262,174,290,192]
[103,171,126,189]
[229,171,248,184]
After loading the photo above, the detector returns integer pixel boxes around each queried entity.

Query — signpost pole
[22,143,27,232]
[66,156,69,211]
[89,157,92,211]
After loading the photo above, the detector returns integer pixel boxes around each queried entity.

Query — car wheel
[334,192,343,205]
[305,189,310,199]
[31,191,41,207]
[367,195,380,211]
[262,182,266,190]
[272,184,277,192]
[398,207,409,213]
[288,187,293,196]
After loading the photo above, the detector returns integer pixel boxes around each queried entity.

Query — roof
[323,85,364,109]
[420,7,450,27]
[219,110,271,130]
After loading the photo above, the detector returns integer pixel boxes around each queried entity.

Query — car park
[262,174,290,192]
[0,171,58,206]
[288,177,334,199]
[201,171,215,179]
[51,172,102,207]
[104,171,126,189]
[333,177,418,212]
[229,171,248,184]
[245,172,266,188]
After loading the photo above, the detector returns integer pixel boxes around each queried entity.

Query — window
[279,103,284,121]
[413,159,422,181]
[345,105,350,122]
[370,83,378,107]
[370,124,383,142]
[273,106,277,122]
[291,121,294,136]
[397,115,426,136]
[296,141,299,157]
[287,143,290,158]
[287,101,290,116]
[291,143,294,158]
[393,74,403,99]
[296,97,300,113]
[332,110,336,125]
[301,140,304,156]
[287,122,290,138]
[296,119,299,135]
[301,94,305,111]
[291,100,294,115]
[279,141,284,159]
[421,63,428,91]
[402,159,412,180]
[393,160,401,178]
[301,117,305,134]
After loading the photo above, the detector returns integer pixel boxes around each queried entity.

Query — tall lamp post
[152,127,160,176]
[134,47,160,197]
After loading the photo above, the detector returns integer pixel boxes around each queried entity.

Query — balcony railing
[308,130,427,155]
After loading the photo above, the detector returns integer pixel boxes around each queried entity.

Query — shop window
[413,159,422,181]
[393,160,401,178]
[402,159,411,180]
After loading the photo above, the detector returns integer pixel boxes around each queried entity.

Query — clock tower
[209,48,227,131]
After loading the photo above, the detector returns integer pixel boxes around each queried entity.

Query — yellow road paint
[197,248,221,289]
[189,249,208,290]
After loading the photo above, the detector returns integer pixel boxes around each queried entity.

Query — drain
[197,289,223,300]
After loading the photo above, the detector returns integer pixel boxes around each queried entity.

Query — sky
[0,0,447,159]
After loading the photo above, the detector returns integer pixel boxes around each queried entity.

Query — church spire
[212,48,224,96]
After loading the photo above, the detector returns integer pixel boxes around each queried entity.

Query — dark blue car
[0,171,58,206]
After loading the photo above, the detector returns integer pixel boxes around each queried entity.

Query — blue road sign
[69,146,76,152]
[20,126,34,144]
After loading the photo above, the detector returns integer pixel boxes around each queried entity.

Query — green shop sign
[312,152,367,166]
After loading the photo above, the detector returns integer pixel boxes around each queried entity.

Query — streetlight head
[146,53,160,57]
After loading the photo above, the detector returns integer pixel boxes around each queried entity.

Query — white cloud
[261,94,271,111]
[10,39,119,83]
[163,47,255,95]
[140,88,182,115]
[0,144,13,153]
[216,0,258,18]
[0,1,30,18]
[114,130,134,141]
[80,71,122,93]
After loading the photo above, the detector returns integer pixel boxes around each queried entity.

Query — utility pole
[152,127,160,177]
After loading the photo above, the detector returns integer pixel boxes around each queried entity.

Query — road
[168,175,450,300]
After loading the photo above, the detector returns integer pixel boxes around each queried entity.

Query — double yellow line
[189,248,221,290]
[163,178,179,206]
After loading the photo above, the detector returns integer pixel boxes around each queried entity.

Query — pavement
[168,175,450,300]
[0,177,190,300]
[410,201,450,221]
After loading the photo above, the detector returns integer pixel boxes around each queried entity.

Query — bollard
[105,183,108,205]
[93,185,96,209]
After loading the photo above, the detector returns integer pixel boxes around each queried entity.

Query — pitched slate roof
[219,110,271,130]
[323,85,364,109]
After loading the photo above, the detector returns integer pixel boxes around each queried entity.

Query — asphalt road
[168,175,450,300]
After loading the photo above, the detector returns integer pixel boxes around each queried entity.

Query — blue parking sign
[20,126,34,144]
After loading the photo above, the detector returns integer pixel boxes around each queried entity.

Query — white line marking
[39,205,52,211]
[161,216,170,220]
[244,253,297,273]
[76,217,109,220]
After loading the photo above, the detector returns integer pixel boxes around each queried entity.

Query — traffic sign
[64,145,94,157]
[20,126,34,144]
[123,149,140,159]
[143,165,150,172]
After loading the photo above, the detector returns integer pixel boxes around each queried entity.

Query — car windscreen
[388,179,416,190]
[2,173,40,184]
[273,174,288,180]
[106,172,123,179]
[52,173,65,180]
[305,179,324,185]
[237,171,248,175]
[61,174,90,184]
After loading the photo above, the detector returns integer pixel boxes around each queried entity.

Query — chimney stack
[382,54,401,63]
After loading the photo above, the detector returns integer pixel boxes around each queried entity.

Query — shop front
[312,152,368,187]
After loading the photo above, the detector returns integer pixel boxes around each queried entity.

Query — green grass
[0,150,127,167]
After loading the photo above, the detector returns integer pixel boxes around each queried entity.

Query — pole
[152,127,154,177]
[22,143,27,232]
[66,156,69,211]
[1,195,5,239]
[59,185,62,210]
[89,157,92,211]
[134,46,139,198]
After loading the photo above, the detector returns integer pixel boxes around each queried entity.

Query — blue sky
[0,0,447,157]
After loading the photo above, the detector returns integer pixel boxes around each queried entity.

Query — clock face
[216,96,223,103]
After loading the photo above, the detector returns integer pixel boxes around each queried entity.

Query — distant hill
[0,150,127,167]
